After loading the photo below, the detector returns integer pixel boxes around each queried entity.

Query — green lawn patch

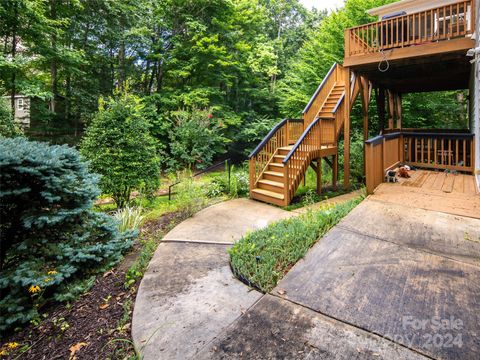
[229,195,364,292]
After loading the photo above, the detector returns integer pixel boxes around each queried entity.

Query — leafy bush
[0,98,23,138]
[206,163,249,199]
[113,206,145,232]
[229,196,363,292]
[0,137,135,332]
[166,108,228,171]
[81,93,161,208]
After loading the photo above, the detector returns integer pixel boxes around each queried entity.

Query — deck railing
[248,118,303,190]
[365,131,475,193]
[283,117,336,202]
[345,0,475,57]
[403,132,474,172]
[302,63,350,128]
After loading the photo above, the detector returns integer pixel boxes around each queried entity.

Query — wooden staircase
[249,63,356,206]
[251,146,293,206]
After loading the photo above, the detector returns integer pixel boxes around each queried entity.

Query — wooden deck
[371,169,480,219]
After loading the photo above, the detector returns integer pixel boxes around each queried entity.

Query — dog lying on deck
[398,167,411,178]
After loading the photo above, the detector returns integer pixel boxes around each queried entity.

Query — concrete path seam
[336,223,480,269]
[194,293,267,356]
[161,239,234,245]
[269,292,434,360]
[368,196,480,221]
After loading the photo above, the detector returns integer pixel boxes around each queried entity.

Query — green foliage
[0,137,135,333]
[229,196,364,292]
[0,98,23,137]
[402,91,469,129]
[113,206,145,232]
[278,0,394,117]
[81,93,161,208]
[166,109,228,171]
[234,115,279,156]
[207,163,250,198]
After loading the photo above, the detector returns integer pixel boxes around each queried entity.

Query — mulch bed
[1,211,182,360]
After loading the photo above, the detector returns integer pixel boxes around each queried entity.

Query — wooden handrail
[303,63,337,114]
[282,117,336,202]
[249,118,302,158]
[345,0,475,57]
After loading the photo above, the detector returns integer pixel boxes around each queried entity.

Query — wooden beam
[324,157,333,169]
[344,37,474,67]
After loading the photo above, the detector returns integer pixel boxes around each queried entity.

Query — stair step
[258,179,284,189]
[252,188,284,200]
[264,170,284,179]
[269,162,284,168]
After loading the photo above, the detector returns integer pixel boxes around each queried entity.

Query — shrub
[0,98,23,138]
[166,108,228,171]
[229,196,363,292]
[0,137,135,332]
[81,93,161,208]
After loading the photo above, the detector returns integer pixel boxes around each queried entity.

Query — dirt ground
[1,211,182,360]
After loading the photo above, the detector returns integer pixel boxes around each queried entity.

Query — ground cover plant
[229,195,364,292]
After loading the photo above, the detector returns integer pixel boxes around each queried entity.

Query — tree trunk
[10,2,18,117]
[118,39,126,92]
[50,0,58,113]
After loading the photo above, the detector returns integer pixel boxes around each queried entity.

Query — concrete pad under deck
[163,198,294,244]
[275,201,480,359]
[340,199,480,266]
[198,295,426,360]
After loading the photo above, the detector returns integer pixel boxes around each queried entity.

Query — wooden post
[249,158,255,193]
[387,90,395,130]
[343,67,351,188]
[360,76,371,177]
[332,154,338,190]
[376,87,386,134]
[316,158,322,195]
[396,93,402,129]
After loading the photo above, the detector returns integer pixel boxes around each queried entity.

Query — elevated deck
[344,0,475,73]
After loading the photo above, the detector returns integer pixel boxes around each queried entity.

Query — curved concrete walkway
[131,199,294,359]
[132,195,443,360]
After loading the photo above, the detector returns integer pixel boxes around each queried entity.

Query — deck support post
[316,158,322,195]
[387,90,395,130]
[332,154,338,190]
[376,87,386,133]
[343,67,351,188]
[359,76,371,177]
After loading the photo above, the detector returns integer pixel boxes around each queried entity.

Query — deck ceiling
[351,51,472,93]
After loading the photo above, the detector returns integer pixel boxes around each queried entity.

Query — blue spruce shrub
[0,137,135,332]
